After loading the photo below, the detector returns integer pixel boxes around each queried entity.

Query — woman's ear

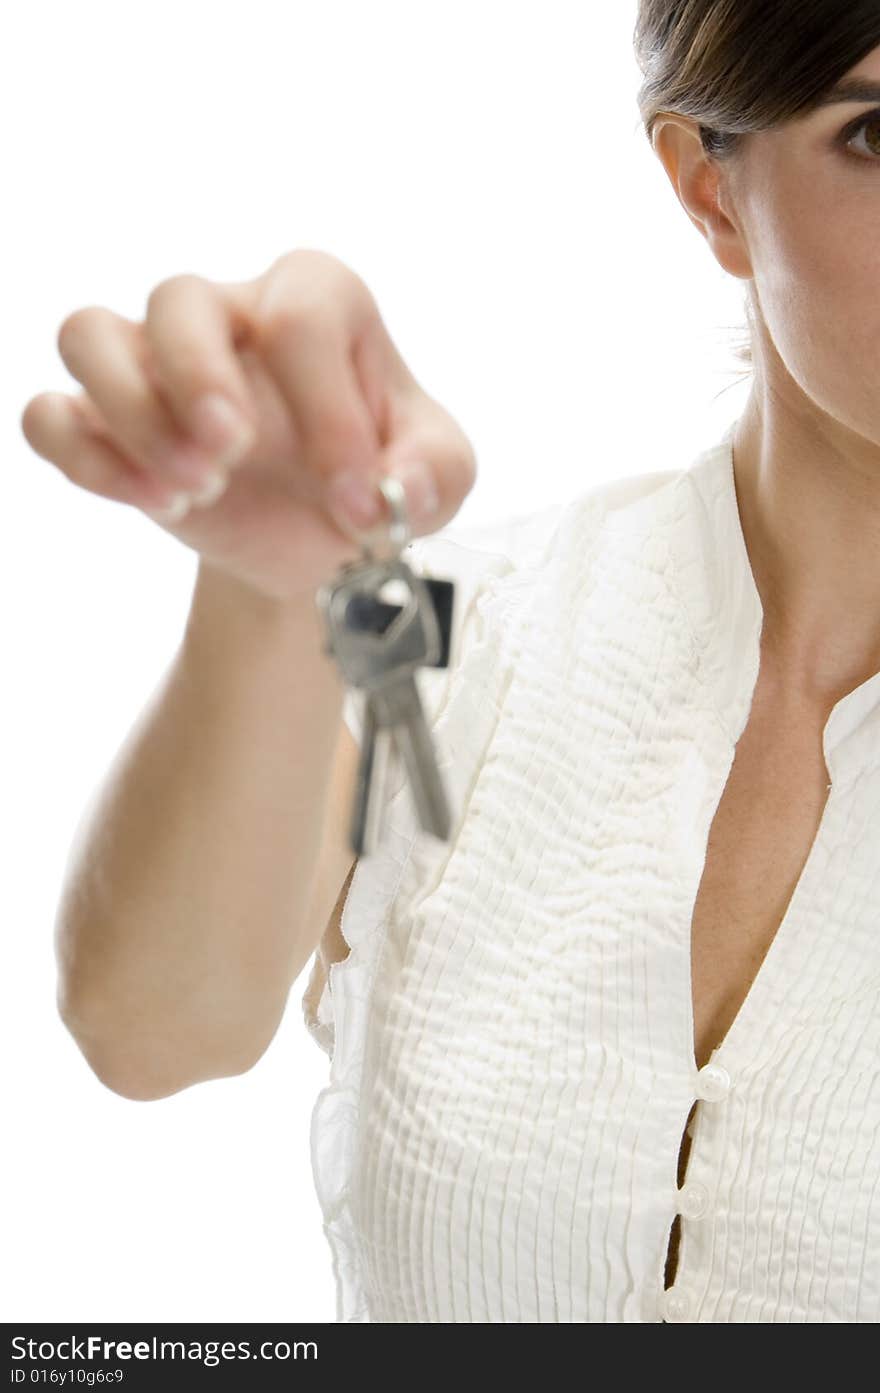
[651,114,753,282]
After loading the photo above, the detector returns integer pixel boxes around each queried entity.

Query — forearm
[55,561,345,1099]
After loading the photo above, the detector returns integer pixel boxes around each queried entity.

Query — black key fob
[344,576,454,670]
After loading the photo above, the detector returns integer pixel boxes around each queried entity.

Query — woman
[26,1,880,1322]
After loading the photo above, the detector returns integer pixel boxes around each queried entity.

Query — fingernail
[147,491,193,525]
[388,459,439,523]
[327,469,384,531]
[189,467,229,509]
[190,393,255,468]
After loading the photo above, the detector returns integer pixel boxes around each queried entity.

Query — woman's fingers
[54,304,223,493]
[19,246,481,601]
[256,308,380,527]
[20,390,185,513]
[382,385,478,530]
[252,250,475,535]
[142,274,257,468]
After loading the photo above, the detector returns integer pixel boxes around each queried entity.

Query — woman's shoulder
[408,465,682,580]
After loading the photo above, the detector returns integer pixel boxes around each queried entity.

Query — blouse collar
[622,418,880,789]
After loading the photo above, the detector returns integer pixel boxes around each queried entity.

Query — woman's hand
[20,248,477,602]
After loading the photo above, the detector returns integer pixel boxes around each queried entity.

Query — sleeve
[302,498,568,1058]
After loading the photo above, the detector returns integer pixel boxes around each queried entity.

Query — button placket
[662,1287,691,1322]
[677,1180,709,1220]
[695,1061,731,1102]
[660,1070,725,1318]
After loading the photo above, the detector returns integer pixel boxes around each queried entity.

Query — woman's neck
[731,389,880,706]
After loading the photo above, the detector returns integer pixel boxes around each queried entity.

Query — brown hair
[632,2,880,372]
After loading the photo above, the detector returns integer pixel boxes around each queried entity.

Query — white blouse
[301,419,880,1322]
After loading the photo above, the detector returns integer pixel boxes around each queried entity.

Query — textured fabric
[301,419,880,1323]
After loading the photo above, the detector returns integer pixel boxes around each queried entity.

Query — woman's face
[661,43,880,448]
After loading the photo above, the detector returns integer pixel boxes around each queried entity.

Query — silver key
[349,694,392,856]
[320,548,451,854]
[316,477,453,855]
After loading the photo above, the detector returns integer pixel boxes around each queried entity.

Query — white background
[2,0,752,1322]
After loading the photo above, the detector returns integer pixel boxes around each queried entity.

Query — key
[341,569,455,855]
[349,693,391,856]
[341,575,455,670]
[319,551,452,853]
[374,664,453,844]
[315,475,455,855]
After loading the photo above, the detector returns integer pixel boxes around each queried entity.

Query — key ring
[360,474,411,561]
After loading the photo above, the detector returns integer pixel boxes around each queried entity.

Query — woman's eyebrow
[816,77,880,106]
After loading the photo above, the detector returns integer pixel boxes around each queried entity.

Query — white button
[695,1062,731,1101]
[662,1288,691,1322]
[677,1181,709,1219]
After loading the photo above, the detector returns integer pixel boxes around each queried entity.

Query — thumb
[380,394,477,540]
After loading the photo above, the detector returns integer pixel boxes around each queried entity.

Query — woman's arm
[54,560,356,1100]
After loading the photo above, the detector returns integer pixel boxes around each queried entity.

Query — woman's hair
[632,2,880,373]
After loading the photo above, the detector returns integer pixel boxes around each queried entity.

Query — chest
[687,676,832,1071]
[664,675,835,1288]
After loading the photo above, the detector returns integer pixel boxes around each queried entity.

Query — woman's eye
[843,109,880,160]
